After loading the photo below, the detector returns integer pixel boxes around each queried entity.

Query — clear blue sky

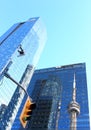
[0,0,91,126]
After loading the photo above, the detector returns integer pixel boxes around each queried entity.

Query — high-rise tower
[68,74,80,130]
[10,63,90,130]
[0,17,47,130]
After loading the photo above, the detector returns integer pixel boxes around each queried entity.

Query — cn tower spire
[68,73,80,130]
[72,73,76,102]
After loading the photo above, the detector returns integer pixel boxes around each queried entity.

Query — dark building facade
[0,104,7,120]
[11,63,90,130]
[0,17,47,130]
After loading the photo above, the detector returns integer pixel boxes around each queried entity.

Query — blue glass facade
[11,63,90,130]
[0,17,47,130]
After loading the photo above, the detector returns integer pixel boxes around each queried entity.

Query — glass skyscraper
[12,63,90,130]
[0,17,47,130]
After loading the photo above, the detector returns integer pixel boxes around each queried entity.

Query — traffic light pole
[4,72,29,96]
[4,64,34,101]
[3,65,34,130]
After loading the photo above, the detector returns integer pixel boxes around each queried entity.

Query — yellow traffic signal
[20,96,36,128]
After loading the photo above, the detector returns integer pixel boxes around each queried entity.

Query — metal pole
[4,64,34,101]
[4,72,28,96]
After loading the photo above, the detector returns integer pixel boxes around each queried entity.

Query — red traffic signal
[20,96,36,128]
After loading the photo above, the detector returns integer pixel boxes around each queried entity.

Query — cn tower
[68,74,80,130]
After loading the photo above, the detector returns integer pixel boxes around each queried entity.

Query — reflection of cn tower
[68,74,80,130]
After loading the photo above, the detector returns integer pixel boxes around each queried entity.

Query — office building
[0,17,47,130]
[11,63,90,130]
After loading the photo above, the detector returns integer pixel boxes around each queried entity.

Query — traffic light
[20,96,36,128]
